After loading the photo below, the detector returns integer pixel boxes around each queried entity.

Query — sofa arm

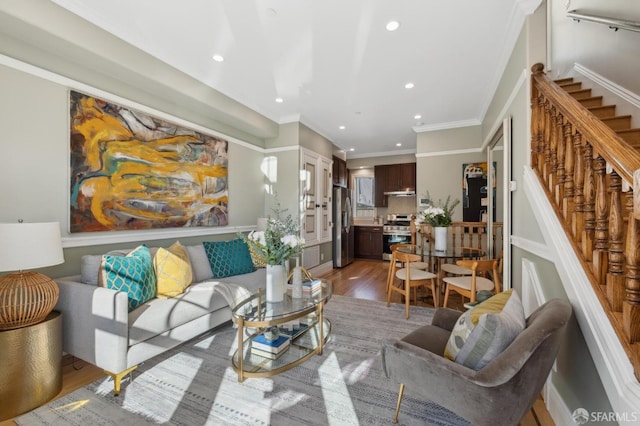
[431,307,462,331]
[55,276,130,373]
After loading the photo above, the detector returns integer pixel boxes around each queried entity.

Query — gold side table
[0,311,62,420]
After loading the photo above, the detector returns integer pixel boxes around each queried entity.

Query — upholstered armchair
[381,298,571,425]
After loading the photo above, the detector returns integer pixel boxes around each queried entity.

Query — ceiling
[50,0,533,159]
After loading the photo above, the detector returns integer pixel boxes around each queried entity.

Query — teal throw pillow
[99,244,157,311]
[203,239,255,278]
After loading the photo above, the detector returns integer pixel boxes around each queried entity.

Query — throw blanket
[213,281,253,326]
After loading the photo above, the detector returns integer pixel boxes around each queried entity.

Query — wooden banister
[531,63,640,379]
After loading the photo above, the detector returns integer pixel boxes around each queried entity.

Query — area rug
[17,296,470,425]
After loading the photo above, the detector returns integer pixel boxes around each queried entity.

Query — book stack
[279,320,310,340]
[250,333,290,359]
[287,279,322,295]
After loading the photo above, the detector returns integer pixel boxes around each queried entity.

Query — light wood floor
[2,258,554,425]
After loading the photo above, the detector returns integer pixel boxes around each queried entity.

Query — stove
[382,214,414,260]
[383,214,413,234]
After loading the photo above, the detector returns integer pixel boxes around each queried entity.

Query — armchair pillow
[444,289,525,370]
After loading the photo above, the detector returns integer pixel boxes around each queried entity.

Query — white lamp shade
[0,222,65,271]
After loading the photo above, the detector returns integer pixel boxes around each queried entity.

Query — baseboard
[309,261,333,278]
[546,381,575,426]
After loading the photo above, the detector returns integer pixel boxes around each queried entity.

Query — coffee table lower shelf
[232,317,331,381]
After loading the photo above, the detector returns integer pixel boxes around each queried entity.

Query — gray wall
[549,0,640,96]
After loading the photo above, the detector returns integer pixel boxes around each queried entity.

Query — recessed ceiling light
[275,97,283,103]
[339,125,346,130]
[396,143,402,147]
[405,82,415,89]
[212,54,224,62]
[349,148,355,152]
[386,21,400,31]
[414,114,422,120]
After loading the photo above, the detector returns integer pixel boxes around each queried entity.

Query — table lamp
[0,221,64,330]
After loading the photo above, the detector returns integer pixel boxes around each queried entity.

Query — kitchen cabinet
[374,163,416,206]
[354,226,383,259]
[374,165,388,207]
[332,156,348,188]
[385,162,416,192]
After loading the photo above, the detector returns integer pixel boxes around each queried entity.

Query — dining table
[395,245,485,307]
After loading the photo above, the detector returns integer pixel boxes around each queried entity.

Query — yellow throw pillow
[444,289,525,370]
[154,241,193,298]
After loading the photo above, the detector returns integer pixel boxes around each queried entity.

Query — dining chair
[442,258,500,307]
[439,247,484,277]
[387,249,438,318]
[385,244,427,296]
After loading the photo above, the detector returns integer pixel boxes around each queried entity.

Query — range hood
[384,190,416,197]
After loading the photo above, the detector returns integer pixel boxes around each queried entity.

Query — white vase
[266,264,285,302]
[434,226,448,252]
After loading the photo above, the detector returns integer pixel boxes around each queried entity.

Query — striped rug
[17,295,469,425]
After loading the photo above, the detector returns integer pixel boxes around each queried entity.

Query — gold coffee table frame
[231,279,332,382]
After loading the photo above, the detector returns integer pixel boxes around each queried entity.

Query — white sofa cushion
[128,280,229,345]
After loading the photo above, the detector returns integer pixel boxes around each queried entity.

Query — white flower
[249,230,266,246]
[281,234,302,248]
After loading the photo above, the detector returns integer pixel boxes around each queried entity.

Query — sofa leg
[393,383,405,423]
[105,365,138,396]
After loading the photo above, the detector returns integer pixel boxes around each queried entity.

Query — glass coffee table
[230,279,332,382]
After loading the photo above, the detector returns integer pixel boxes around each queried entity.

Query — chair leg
[393,383,405,423]
[442,283,450,308]
[431,278,438,307]
[404,281,410,319]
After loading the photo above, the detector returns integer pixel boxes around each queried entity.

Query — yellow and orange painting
[69,90,228,233]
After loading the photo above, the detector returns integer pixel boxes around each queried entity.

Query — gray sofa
[54,243,266,395]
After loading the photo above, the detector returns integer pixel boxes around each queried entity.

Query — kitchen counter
[353,221,384,227]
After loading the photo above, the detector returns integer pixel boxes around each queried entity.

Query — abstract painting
[69,90,228,233]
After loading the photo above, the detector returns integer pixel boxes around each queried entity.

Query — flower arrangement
[418,193,460,227]
[240,206,305,266]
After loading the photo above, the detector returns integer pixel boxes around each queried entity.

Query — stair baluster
[531,63,640,379]
[582,142,596,261]
[608,171,625,312]
[593,155,609,286]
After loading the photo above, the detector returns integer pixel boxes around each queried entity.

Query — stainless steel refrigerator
[333,186,354,267]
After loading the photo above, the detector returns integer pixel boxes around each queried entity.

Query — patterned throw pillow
[203,239,255,278]
[154,241,193,298]
[444,289,525,370]
[99,244,157,312]
[248,244,266,268]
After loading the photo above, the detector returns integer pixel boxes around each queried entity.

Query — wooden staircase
[555,77,640,144]
[530,63,640,380]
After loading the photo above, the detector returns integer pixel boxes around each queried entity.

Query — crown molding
[412,119,481,133]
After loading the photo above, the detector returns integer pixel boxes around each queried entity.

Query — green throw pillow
[203,239,255,278]
[99,244,157,312]
[444,289,525,370]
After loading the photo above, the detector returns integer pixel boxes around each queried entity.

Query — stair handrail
[531,63,640,187]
